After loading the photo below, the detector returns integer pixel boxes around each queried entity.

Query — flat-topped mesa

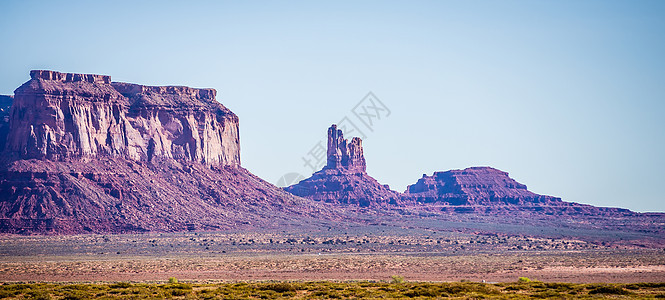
[403,167,562,205]
[4,70,240,167]
[325,124,366,173]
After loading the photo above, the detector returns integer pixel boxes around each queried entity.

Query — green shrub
[109,282,132,289]
[391,275,405,284]
[588,285,633,295]
[261,283,296,293]
[439,283,478,295]
[628,282,665,289]
[531,290,563,298]
[62,293,85,300]
[403,286,440,297]
[27,291,52,300]
[168,277,178,284]
[0,290,13,298]
[544,282,575,290]
[518,276,532,283]
[171,289,189,296]
[504,285,525,291]
[168,283,192,290]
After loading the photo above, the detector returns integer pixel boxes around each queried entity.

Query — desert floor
[1,230,664,283]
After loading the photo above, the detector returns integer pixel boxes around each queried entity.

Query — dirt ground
[1,231,664,284]
[2,252,664,283]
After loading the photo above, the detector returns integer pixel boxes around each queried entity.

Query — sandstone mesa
[0,70,326,234]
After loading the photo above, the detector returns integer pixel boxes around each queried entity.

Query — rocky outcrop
[326,125,366,172]
[0,70,332,234]
[286,124,400,207]
[6,70,239,166]
[0,95,12,152]
[402,167,563,205]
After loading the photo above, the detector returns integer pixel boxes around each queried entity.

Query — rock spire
[325,124,366,173]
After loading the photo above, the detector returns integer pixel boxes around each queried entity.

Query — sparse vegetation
[390,275,405,284]
[588,284,634,295]
[1,230,664,285]
[0,281,662,299]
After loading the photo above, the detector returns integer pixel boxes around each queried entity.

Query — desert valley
[0,70,663,298]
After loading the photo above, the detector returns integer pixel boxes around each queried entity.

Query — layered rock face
[286,124,400,207]
[326,125,366,172]
[403,167,563,205]
[0,70,332,234]
[6,70,239,166]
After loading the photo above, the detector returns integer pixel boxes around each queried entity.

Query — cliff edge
[6,70,239,166]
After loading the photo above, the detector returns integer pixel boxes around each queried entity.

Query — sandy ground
[2,253,664,283]
[2,232,664,284]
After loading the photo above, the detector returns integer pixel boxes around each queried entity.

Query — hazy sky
[1,1,663,212]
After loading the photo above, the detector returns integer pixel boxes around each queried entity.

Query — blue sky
[1,1,663,212]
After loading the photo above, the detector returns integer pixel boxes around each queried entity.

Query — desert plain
[2,226,664,284]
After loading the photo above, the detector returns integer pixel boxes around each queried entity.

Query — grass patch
[0,280,662,299]
[390,275,405,284]
[589,285,634,295]
[109,282,132,288]
[260,282,297,293]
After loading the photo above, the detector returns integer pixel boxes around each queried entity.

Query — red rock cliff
[6,70,240,166]
[326,124,366,173]
[403,167,562,205]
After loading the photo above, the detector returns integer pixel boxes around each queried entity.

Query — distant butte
[326,125,366,172]
[286,124,642,218]
[285,124,401,207]
[402,167,563,206]
[286,124,566,208]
